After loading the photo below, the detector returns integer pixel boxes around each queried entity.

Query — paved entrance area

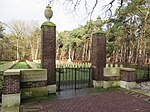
[21,89,150,112]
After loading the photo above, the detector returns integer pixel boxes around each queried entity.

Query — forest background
[0,0,149,66]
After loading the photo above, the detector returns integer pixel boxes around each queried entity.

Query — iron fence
[56,67,92,92]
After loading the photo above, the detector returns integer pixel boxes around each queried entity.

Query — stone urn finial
[95,16,102,27]
[44,4,53,21]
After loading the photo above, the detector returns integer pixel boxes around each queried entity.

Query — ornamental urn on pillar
[44,4,53,21]
[41,4,56,93]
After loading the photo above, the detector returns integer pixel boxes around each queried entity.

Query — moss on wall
[41,21,56,29]
[21,87,48,100]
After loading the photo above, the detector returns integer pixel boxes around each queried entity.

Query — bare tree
[7,20,40,60]
[49,0,125,19]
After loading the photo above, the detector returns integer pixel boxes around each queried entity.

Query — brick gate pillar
[41,4,56,93]
[91,32,106,87]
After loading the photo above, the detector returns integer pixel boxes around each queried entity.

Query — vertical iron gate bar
[58,68,61,92]
[75,68,77,90]
[69,68,70,88]
[57,67,93,91]
[88,68,91,87]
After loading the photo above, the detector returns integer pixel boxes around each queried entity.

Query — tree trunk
[34,39,39,60]
[82,43,86,60]
[16,40,19,60]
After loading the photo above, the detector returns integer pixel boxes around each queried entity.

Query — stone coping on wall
[120,68,136,71]
[99,67,137,89]
[42,21,56,27]
[103,67,136,79]
[20,69,47,82]
[104,67,120,76]
[3,69,22,76]
[3,69,47,76]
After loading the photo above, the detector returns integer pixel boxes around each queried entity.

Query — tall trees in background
[0,0,149,65]
[56,20,102,61]
[56,0,150,65]
[106,0,150,65]
[0,20,40,61]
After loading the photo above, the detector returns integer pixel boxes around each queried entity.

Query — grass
[56,68,92,81]
[35,63,41,68]
[0,61,11,65]
[11,62,30,69]
[10,62,91,82]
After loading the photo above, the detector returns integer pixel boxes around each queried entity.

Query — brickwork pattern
[120,71,136,82]
[21,92,150,112]
[41,26,56,85]
[91,33,106,81]
[103,76,120,81]
[3,75,20,94]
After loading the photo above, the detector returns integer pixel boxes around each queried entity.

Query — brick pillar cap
[92,31,105,35]
[92,31,105,37]
[41,21,56,28]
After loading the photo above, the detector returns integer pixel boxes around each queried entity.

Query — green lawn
[11,62,30,69]
[0,61,11,65]
[56,68,92,82]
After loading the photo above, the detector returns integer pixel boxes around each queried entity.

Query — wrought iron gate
[56,67,92,92]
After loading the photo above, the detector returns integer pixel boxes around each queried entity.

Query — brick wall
[41,26,56,85]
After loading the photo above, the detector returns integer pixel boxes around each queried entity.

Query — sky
[0,0,118,32]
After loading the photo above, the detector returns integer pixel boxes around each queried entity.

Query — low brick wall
[20,69,48,99]
[2,69,20,109]
[103,67,136,82]
[93,67,137,89]
[120,68,136,82]
[2,69,48,109]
